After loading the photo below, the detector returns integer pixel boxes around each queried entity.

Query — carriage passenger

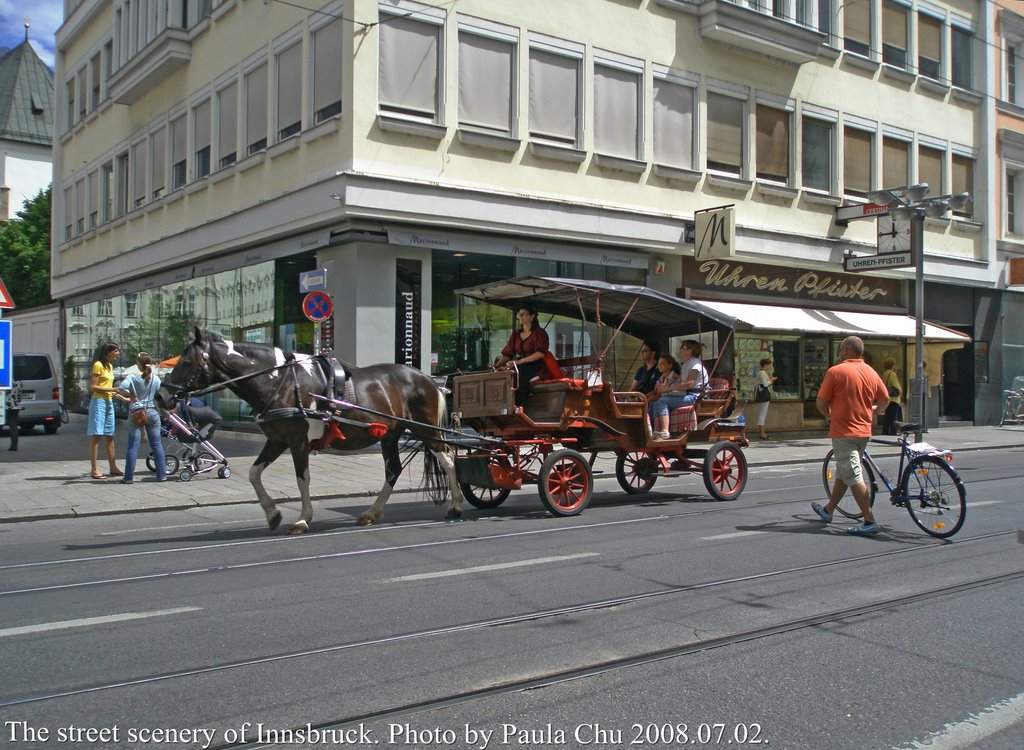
[629,340,661,395]
[647,355,683,440]
[645,341,708,440]
[494,301,550,407]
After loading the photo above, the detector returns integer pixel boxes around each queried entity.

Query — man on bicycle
[811,336,890,535]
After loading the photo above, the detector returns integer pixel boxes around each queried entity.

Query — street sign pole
[313,322,321,356]
[912,211,926,442]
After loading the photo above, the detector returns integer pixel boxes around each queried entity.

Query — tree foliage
[0,188,52,310]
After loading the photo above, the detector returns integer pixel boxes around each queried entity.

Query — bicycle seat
[893,421,921,434]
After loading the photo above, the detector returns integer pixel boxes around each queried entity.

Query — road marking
[97,521,226,536]
[0,607,200,638]
[384,553,600,583]
[700,530,764,541]
[966,500,999,508]
[900,691,1024,749]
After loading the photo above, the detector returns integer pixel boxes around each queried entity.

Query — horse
[157,328,464,534]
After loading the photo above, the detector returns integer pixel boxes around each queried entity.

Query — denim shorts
[87,398,116,436]
[832,436,870,485]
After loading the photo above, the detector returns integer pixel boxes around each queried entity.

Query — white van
[12,353,63,434]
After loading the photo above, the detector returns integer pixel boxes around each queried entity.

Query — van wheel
[44,422,60,435]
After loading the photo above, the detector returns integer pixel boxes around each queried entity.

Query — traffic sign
[844,251,913,272]
[0,320,11,388]
[0,276,14,309]
[303,291,333,322]
[299,268,328,293]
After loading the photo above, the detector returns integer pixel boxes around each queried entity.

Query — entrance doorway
[941,342,974,422]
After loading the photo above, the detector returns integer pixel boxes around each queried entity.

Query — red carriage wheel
[702,441,748,501]
[460,483,512,509]
[615,451,658,495]
[537,449,593,516]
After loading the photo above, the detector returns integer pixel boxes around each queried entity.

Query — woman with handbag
[881,357,903,435]
[755,358,777,439]
[87,342,130,479]
[117,352,168,484]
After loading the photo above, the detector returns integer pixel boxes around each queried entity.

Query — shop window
[736,336,799,401]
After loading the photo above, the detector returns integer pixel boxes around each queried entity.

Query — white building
[51,0,1001,428]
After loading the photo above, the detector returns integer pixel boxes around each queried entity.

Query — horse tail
[421,381,452,505]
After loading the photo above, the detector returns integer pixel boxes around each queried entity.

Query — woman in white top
[117,352,168,484]
[677,340,708,402]
[755,358,777,439]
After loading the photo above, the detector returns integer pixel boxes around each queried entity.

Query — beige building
[52,0,1001,427]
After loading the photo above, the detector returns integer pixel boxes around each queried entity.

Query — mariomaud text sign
[0,320,12,389]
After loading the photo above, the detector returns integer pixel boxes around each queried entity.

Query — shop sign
[396,259,422,369]
[681,258,903,307]
[694,205,735,260]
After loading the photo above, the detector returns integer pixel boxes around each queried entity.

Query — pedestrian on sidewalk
[811,336,889,535]
[5,381,22,451]
[755,358,777,440]
[118,352,167,484]
[880,357,903,435]
[87,342,130,479]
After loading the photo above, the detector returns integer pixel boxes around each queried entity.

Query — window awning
[695,300,970,342]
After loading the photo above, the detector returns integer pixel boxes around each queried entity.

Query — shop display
[803,338,829,400]
[736,336,798,400]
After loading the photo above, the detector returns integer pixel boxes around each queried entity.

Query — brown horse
[157,329,464,534]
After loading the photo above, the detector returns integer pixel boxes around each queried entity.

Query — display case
[803,337,830,401]
[736,335,799,400]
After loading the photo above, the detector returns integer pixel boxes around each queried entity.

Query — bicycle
[1000,389,1024,425]
[821,422,966,539]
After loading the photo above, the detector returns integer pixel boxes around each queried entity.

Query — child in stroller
[147,398,230,481]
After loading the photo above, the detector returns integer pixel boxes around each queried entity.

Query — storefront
[681,258,969,431]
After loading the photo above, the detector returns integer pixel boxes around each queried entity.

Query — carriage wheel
[537,449,592,516]
[459,483,511,509]
[615,452,658,495]
[702,441,747,501]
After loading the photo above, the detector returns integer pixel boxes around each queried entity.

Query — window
[132,140,147,208]
[756,105,789,183]
[458,27,515,135]
[125,293,139,318]
[104,40,113,87]
[63,186,73,240]
[843,126,872,196]
[951,154,974,217]
[1010,44,1019,104]
[313,18,343,123]
[78,69,88,120]
[801,117,832,191]
[88,170,99,229]
[245,63,268,154]
[101,161,114,223]
[528,45,581,146]
[194,99,211,178]
[90,53,102,109]
[379,12,443,123]
[918,14,942,80]
[276,42,302,139]
[151,126,166,199]
[116,152,129,216]
[66,80,76,130]
[951,27,973,89]
[816,0,832,36]
[844,0,871,57]
[74,179,86,234]
[706,92,744,175]
[882,136,909,189]
[653,74,694,170]
[218,82,238,168]
[171,116,187,189]
[594,59,642,160]
[98,299,113,317]
[918,144,943,195]
[1007,168,1021,235]
[882,1,908,68]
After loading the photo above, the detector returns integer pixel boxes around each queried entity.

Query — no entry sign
[303,291,333,322]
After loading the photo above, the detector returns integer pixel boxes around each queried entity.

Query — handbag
[131,408,149,427]
[755,384,771,403]
[888,385,901,398]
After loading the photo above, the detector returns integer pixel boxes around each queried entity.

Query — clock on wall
[877,214,912,254]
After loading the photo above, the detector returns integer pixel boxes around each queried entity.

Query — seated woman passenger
[647,355,683,440]
[494,301,550,407]
[677,340,709,403]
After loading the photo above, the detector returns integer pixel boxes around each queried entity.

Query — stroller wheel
[218,466,231,479]
[147,454,180,475]
[179,469,194,482]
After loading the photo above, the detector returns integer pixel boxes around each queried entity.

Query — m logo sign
[694,205,736,260]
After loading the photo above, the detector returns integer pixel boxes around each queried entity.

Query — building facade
[52,0,1002,427]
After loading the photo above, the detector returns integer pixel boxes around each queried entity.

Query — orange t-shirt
[818,358,889,438]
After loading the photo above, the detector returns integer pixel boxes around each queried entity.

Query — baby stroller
[147,410,231,482]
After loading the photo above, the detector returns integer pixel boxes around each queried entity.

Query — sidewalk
[2,413,1022,523]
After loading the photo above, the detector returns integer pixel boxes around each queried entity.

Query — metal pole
[912,211,925,443]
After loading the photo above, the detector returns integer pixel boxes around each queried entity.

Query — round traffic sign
[303,291,333,322]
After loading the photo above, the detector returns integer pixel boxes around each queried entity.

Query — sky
[1,0,62,69]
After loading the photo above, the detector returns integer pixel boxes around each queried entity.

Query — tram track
[1,528,1017,712]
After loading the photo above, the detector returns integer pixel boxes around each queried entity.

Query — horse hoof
[444,509,462,521]
[268,511,282,531]
[356,515,374,526]
[288,520,309,535]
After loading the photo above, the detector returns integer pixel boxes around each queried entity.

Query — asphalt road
[1,448,1022,750]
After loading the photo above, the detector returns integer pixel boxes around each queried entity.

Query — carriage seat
[528,352,595,391]
[667,377,733,432]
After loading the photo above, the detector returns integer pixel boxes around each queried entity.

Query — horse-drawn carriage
[448,277,749,516]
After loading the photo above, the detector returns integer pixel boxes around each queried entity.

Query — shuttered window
[595,62,641,159]
[756,105,789,182]
[951,154,974,217]
[245,63,268,154]
[313,18,343,122]
[844,1,870,56]
[171,116,187,190]
[843,127,872,196]
[218,82,238,168]
[653,76,694,169]
[458,30,514,135]
[379,13,441,121]
[529,47,580,146]
[276,43,302,139]
[194,99,211,178]
[882,1,908,68]
[918,14,942,80]
[706,92,744,175]
[802,118,832,191]
[918,145,943,195]
[150,126,166,199]
[882,136,909,189]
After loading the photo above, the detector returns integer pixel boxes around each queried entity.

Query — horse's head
[156,327,215,408]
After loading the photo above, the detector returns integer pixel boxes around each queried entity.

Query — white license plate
[22,392,35,400]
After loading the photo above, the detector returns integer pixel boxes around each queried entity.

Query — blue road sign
[299,268,328,293]
[303,291,333,323]
[0,320,11,389]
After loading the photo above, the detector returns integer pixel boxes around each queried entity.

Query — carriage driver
[494,301,550,407]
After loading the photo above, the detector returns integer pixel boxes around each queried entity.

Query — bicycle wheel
[900,455,966,539]
[821,449,877,519]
